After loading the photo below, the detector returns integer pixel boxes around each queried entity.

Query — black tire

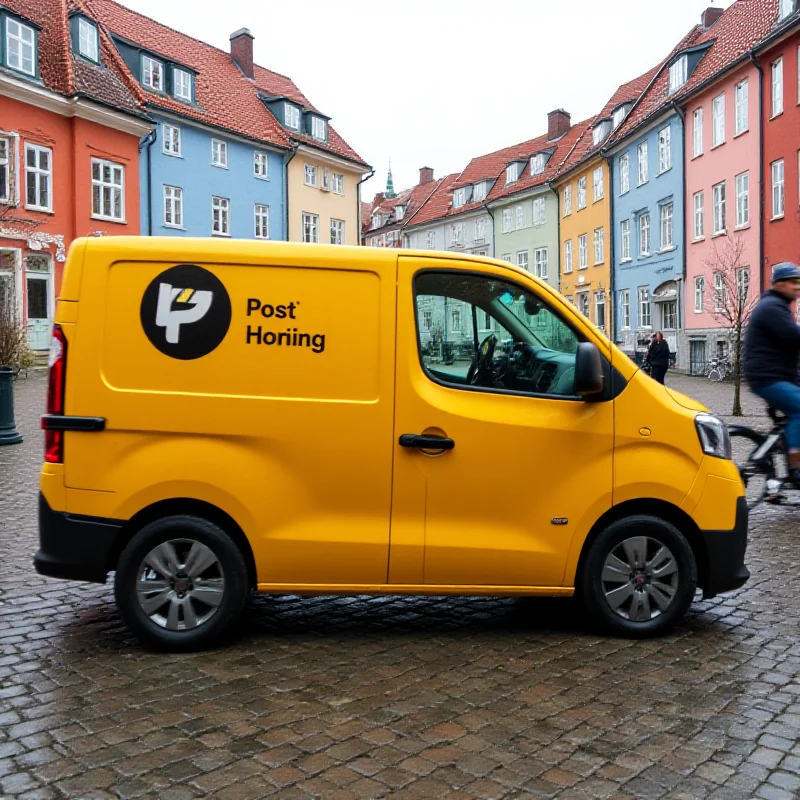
[579,515,697,638]
[114,515,248,651]
[729,427,775,508]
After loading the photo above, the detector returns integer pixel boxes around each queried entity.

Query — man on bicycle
[743,263,800,484]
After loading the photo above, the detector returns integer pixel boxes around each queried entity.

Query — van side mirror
[575,342,604,397]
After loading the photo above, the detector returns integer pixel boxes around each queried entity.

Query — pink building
[683,57,764,375]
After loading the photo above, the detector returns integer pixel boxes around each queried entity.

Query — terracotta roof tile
[402,174,460,229]
[362,176,446,235]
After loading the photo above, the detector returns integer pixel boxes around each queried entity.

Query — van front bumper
[699,496,749,598]
[34,494,123,584]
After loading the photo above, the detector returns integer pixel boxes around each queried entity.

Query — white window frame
[304,163,317,187]
[531,153,546,175]
[142,55,163,92]
[254,204,270,239]
[473,182,487,202]
[453,187,466,208]
[780,0,796,20]
[736,172,750,227]
[594,292,606,330]
[619,153,630,194]
[639,212,651,257]
[714,271,725,312]
[534,248,548,280]
[0,137,10,203]
[212,196,230,236]
[660,202,674,250]
[593,227,605,264]
[620,290,631,329]
[515,204,525,230]
[735,79,749,136]
[91,158,125,222]
[78,18,98,62]
[211,139,227,168]
[506,162,520,185]
[564,240,573,273]
[577,176,587,209]
[694,276,705,313]
[516,250,529,272]
[638,287,652,328]
[613,105,628,129]
[254,151,269,179]
[713,181,727,234]
[578,292,590,319]
[426,230,435,250]
[501,254,513,263]
[474,217,486,241]
[302,212,319,244]
[312,117,327,141]
[332,173,344,195]
[24,143,52,212]
[285,103,300,130]
[712,93,726,147]
[578,234,587,269]
[163,185,183,229]
[593,166,604,202]
[452,222,464,247]
[637,141,648,185]
[620,219,631,261]
[658,126,671,173]
[162,124,181,157]
[533,197,546,226]
[502,208,513,234]
[693,108,704,157]
[173,68,192,102]
[772,58,784,118]
[693,191,704,240]
[668,55,688,94]
[772,159,785,219]
[736,267,751,306]
[6,18,35,76]
[563,185,572,216]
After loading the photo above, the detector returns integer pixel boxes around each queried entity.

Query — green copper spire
[385,161,396,198]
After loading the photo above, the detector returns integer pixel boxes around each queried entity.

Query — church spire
[385,161,396,198]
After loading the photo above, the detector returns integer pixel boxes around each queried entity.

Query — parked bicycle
[729,407,799,508]
[705,356,733,382]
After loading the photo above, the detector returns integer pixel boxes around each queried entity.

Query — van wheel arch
[575,499,709,596]
[108,499,258,590]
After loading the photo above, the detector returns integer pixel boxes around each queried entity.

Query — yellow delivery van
[36,238,748,650]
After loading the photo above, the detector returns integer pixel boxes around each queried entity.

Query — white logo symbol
[155,283,213,344]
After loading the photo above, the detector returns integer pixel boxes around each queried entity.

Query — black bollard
[0,367,22,445]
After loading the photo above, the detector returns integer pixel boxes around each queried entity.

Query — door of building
[25,254,52,351]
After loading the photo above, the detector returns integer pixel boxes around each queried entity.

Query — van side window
[415,272,582,397]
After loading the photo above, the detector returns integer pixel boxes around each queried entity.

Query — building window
[312,117,327,141]
[578,293,590,319]
[502,208,513,233]
[620,219,631,260]
[578,234,587,269]
[668,55,688,94]
[735,79,749,135]
[142,55,163,91]
[534,248,548,279]
[173,68,192,102]
[620,290,631,329]
[25,144,52,212]
[639,212,651,256]
[713,181,727,234]
[163,185,183,228]
[638,287,651,328]
[772,58,784,117]
[501,254,512,263]
[595,292,606,329]
[254,204,270,239]
[473,182,487,202]
[693,108,704,157]
[780,0,796,19]
[531,153,546,175]
[285,103,300,130]
[78,18,98,62]
[577,176,587,209]
[593,166,604,201]
[332,173,344,194]
[517,251,529,272]
[254,151,268,178]
[712,93,725,146]
[735,172,749,227]
[6,18,35,75]
[212,196,230,236]
[613,105,627,129]
[211,139,227,168]
[564,240,573,273]
[658,126,671,173]
[563,185,572,216]
[663,301,677,330]
[515,204,524,229]
[304,164,317,187]
[693,191,704,239]
[772,159,785,218]
[302,212,319,243]
[163,124,181,156]
[506,163,519,184]
[714,271,725,311]
[593,121,611,147]
[427,230,435,249]
[660,202,673,250]
[694,276,705,312]
[637,141,648,185]
[593,227,605,264]
[533,197,546,225]
[474,217,486,240]
[620,153,630,194]
[91,159,124,221]
[451,309,461,332]
[328,218,344,245]
[453,187,466,208]
[736,267,750,306]
[452,223,464,246]
[0,138,9,203]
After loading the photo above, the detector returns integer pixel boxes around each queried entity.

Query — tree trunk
[732,324,743,417]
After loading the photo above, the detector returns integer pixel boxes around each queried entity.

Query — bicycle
[706,356,732,382]
[729,407,799,508]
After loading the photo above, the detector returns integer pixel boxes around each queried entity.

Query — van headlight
[695,413,732,459]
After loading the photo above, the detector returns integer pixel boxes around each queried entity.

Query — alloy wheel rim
[601,536,679,622]
[136,539,225,631]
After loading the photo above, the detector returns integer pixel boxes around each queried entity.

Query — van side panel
[62,242,397,586]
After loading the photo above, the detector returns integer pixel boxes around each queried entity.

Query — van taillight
[44,325,67,464]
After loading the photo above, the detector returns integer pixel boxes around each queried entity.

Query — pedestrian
[646,331,671,385]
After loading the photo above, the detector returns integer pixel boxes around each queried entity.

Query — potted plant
[0,298,28,445]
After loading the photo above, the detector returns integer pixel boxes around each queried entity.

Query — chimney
[548,109,571,141]
[373,192,385,205]
[419,166,435,185]
[230,28,254,79]
[701,7,724,29]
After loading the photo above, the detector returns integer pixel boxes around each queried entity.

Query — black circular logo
[140,265,231,360]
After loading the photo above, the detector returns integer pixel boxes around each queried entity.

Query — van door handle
[399,434,455,450]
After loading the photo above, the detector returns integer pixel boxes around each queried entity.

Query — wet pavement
[1,372,799,799]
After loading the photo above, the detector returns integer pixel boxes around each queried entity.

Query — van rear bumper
[699,496,749,598]
[34,494,123,584]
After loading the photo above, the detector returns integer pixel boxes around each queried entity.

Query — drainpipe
[607,157,615,341]
[548,184,559,291]
[357,168,375,245]
[669,101,687,364]
[283,144,299,241]
[139,129,157,236]
[748,50,765,290]
[482,203,495,258]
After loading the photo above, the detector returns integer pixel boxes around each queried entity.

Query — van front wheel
[579,516,697,638]
[115,516,248,651]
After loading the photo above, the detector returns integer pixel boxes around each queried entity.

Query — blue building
[608,112,686,368]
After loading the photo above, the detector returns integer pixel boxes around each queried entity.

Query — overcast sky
[124,0,735,199]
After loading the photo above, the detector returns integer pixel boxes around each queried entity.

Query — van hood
[666,387,708,413]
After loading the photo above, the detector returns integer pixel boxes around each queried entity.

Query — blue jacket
[743,290,800,388]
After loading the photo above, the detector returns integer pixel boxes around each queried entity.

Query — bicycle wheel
[708,368,723,382]
[729,426,778,508]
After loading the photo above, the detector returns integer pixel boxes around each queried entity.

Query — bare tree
[703,234,758,416]
[0,295,32,375]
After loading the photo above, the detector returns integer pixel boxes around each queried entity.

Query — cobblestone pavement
[1,373,799,800]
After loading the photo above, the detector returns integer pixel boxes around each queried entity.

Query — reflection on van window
[416,273,580,396]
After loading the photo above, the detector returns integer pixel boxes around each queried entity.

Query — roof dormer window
[473,182,487,202]
[6,18,36,76]
[395,205,406,221]
[173,67,192,102]
[506,163,520,185]
[77,18,98,62]
[612,104,630,129]
[372,213,383,229]
[592,120,611,147]
[530,153,547,175]
[142,54,164,91]
[779,0,797,20]
[668,55,688,94]
[311,116,327,141]
[285,103,300,130]
[453,187,467,208]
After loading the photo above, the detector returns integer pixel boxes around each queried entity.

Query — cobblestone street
[1,372,799,799]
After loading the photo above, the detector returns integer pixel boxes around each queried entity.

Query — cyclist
[743,263,800,484]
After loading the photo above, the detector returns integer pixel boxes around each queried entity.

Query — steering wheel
[467,334,497,386]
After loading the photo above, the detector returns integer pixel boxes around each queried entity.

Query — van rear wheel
[115,515,248,651]
[579,516,697,638]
